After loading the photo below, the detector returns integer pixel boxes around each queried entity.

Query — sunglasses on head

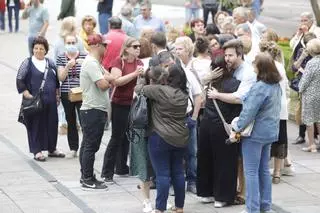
[131,44,141,49]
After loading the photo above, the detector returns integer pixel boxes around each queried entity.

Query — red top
[111,57,143,106]
[102,29,127,71]
[0,0,5,12]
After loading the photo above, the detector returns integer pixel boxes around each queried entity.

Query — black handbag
[128,91,148,129]
[21,60,49,117]
[290,73,302,92]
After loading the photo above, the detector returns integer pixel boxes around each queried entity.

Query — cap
[87,34,111,46]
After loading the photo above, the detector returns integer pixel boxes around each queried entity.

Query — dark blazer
[6,0,20,8]
[97,0,113,14]
[57,0,75,20]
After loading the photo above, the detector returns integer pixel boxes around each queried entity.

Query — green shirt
[80,55,110,112]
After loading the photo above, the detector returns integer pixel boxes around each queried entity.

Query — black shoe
[81,178,108,191]
[293,136,305,144]
[102,176,115,185]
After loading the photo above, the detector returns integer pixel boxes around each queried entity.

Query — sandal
[234,196,245,205]
[48,150,65,158]
[302,145,317,153]
[34,152,46,162]
[272,176,281,184]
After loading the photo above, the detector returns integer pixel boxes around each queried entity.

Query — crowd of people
[13,0,320,213]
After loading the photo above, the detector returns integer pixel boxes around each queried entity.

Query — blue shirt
[26,5,49,37]
[120,15,136,37]
[133,15,165,38]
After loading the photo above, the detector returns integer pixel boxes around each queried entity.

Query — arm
[22,5,31,19]
[299,61,315,93]
[39,9,49,36]
[57,59,75,82]
[16,58,33,98]
[208,91,242,104]
[191,94,202,120]
[111,66,142,87]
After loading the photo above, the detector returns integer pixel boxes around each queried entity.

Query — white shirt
[232,61,257,101]
[191,57,211,83]
[31,56,46,73]
[180,59,202,113]
[275,61,289,120]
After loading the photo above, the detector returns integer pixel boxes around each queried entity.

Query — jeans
[0,11,5,30]
[7,6,19,32]
[79,109,107,179]
[101,103,130,178]
[242,139,272,213]
[185,124,197,185]
[202,4,218,27]
[98,12,111,34]
[148,132,186,211]
[61,93,82,151]
[185,8,200,23]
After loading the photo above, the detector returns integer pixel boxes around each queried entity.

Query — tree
[310,0,320,26]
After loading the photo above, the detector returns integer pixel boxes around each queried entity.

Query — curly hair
[259,41,282,62]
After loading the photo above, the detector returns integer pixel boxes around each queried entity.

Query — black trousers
[101,103,131,178]
[61,93,82,151]
[299,123,318,138]
[79,109,107,179]
[202,4,218,27]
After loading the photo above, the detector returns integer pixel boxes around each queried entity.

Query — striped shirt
[56,52,87,93]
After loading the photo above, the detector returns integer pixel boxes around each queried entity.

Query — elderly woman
[17,36,64,161]
[101,37,144,182]
[198,51,242,207]
[299,38,320,153]
[233,53,282,213]
[174,36,203,194]
[56,34,87,158]
[135,64,189,213]
[214,11,229,31]
[79,15,97,52]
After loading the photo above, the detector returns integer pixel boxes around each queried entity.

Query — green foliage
[277,40,294,80]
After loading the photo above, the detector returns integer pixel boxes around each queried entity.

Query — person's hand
[104,72,115,82]
[76,58,84,65]
[66,59,76,68]
[298,67,304,74]
[23,90,33,99]
[135,66,144,77]
[207,87,219,99]
[56,95,61,106]
[187,116,197,129]
[297,24,308,36]
[202,67,224,85]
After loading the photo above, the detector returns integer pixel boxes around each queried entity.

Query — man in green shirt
[79,34,114,190]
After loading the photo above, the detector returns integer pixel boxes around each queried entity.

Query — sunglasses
[131,44,141,49]
[66,41,76,45]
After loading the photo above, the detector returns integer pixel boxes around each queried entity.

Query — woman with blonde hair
[79,15,97,52]
[101,37,144,183]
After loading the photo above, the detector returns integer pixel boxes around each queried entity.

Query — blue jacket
[232,81,281,144]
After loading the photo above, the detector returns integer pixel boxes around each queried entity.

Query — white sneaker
[200,197,214,203]
[281,165,295,176]
[142,200,153,213]
[239,210,248,213]
[166,202,173,211]
[214,201,227,208]
[65,150,77,159]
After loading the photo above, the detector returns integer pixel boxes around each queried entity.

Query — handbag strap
[39,59,49,91]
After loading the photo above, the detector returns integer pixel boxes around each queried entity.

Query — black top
[97,0,113,14]
[203,78,242,124]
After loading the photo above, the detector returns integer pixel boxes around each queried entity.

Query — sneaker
[239,210,248,213]
[166,202,174,211]
[65,150,77,159]
[200,197,214,203]
[281,165,295,176]
[214,201,227,208]
[293,136,305,145]
[142,199,153,213]
[81,178,108,191]
[102,176,115,185]
[186,183,197,194]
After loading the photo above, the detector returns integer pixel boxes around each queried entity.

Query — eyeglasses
[66,42,76,45]
[131,44,141,49]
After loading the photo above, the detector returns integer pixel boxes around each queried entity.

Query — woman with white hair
[299,38,320,153]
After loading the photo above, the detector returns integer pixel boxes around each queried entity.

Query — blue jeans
[7,6,19,32]
[148,132,186,211]
[0,11,5,30]
[242,139,272,213]
[185,124,197,185]
[185,8,200,23]
[98,12,111,34]
[252,0,261,18]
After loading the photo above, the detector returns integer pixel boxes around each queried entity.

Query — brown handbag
[295,98,302,125]
[68,87,82,102]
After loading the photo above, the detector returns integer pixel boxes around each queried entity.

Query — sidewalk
[1,1,320,213]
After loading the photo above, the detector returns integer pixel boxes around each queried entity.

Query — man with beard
[22,0,49,55]
[79,34,114,190]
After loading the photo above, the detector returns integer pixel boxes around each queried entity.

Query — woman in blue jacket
[232,52,282,213]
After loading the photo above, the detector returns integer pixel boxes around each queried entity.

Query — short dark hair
[108,16,122,29]
[139,38,153,59]
[195,36,209,54]
[167,64,188,94]
[254,52,282,84]
[32,36,49,53]
[191,18,204,28]
[151,32,167,49]
[222,39,244,57]
[205,23,220,36]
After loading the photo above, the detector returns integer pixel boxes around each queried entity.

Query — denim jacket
[232,81,281,144]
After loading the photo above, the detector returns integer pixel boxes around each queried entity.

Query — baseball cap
[87,34,111,46]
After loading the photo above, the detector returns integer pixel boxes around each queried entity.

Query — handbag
[21,60,49,117]
[295,98,302,125]
[289,73,302,92]
[128,89,148,129]
[68,86,82,102]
